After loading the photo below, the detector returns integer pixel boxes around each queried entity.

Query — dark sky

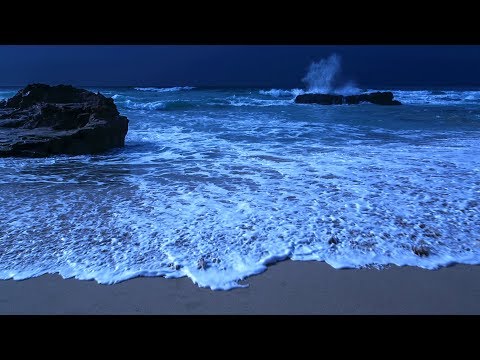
[0,45,479,88]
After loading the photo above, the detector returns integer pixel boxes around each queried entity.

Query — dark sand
[1,261,479,314]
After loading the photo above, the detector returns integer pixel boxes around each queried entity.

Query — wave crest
[134,86,195,92]
[121,99,196,111]
[259,88,305,97]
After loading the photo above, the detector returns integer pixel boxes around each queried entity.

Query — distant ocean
[0,85,479,289]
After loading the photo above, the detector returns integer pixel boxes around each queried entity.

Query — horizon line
[1,83,480,89]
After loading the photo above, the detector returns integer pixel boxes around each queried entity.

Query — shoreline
[1,260,480,314]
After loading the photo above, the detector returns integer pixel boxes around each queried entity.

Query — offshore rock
[0,84,129,157]
[294,91,402,105]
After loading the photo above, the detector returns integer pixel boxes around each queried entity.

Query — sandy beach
[0,261,479,314]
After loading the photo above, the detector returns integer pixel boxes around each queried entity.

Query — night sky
[0,45,479,88]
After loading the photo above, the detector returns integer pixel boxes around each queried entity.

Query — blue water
[0,86,479,290]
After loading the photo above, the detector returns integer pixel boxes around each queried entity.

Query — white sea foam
[227,96,294,107]
[120,99,200,111]
[123,99,166,110]
[134,86,195,92]
[259,88,305,97]
[1,132,479,289]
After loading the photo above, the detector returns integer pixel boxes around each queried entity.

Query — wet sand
[1,261,479,314]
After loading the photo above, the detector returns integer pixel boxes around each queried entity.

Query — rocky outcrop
[294,91,401,105]
[0,84,128,157]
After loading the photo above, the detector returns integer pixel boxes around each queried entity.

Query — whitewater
[0,85,479,290]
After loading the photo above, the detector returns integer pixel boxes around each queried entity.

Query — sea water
[0,86,479,290]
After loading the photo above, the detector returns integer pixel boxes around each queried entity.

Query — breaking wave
[134,86,195,92]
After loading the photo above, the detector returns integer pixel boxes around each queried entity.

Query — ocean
[0,86,479,290]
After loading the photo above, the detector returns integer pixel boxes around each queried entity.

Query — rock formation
[295,91,401,105]
[0,84,128,157]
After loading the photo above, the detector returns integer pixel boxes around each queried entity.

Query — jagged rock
[0,84,128,157]
[295,91,401,105]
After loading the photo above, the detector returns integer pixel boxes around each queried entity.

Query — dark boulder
[357,91,402,105]
[328,236,340,245]
[295,91,401,105]
[0,84,128,157]
[412,245,430,257]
